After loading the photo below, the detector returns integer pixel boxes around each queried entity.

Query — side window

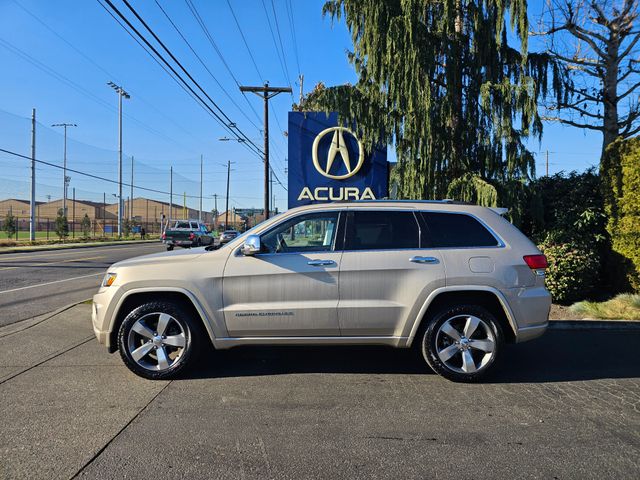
[421,212,500,248]
[345,211,420,251]
[261,212,339,254]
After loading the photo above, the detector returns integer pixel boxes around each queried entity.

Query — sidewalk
[0,238,159,254]
[0,303,167,479]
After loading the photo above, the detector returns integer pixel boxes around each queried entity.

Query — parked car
[93,201,550,382]
[162,220,213,250]
[219,229,240,244]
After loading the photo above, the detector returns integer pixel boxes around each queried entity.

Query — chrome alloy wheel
[435,315,496,374]
[127,312,187,371]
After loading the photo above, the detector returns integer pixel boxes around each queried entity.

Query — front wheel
[117,300,203,380]
[166,245,174,251]
[421,305,503,382]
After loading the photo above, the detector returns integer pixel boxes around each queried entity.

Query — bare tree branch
[618,80,640,100]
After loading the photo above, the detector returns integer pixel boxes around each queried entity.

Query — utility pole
[108,81,130,237]
[298,74,304,105]
[199,154,203,222]
[269,168,273,215]
[72,187,76,238]
[130,156,134,220]
[239,83,291,220]
[103,192,106,235]
[169,166,173,223]
[224,160,234,229]
[546,150,549,177]
[30,108,36,241]
[51,122,76,218]
[213,193,218,230]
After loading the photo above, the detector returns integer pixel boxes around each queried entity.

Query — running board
[213,336,409,349]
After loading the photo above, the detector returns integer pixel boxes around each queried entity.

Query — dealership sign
[287,112,388,208]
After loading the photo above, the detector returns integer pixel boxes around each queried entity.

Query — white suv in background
[92,201,551,382]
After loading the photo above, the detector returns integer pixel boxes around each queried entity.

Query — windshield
[222,213,285,249]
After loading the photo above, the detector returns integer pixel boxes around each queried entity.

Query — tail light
[162,233,166,240]
[189,232,195,240]
[523,254,548,269]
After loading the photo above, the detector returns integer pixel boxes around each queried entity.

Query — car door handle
[307,259,336,266]
[409,256,440,264]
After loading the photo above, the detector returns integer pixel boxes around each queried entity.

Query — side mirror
[240,235,261,256]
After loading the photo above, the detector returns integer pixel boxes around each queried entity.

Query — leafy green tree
[3,211,16,238]
[301,0,564,202]
[54,208,69,240]
[81,214,91,239]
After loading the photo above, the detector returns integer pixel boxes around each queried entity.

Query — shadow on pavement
[186,329,640,383]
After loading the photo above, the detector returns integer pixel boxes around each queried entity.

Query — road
[0,243,165,327]
[0,302,638,479]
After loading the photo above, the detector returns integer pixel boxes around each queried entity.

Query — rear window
[345,211,420,250]
[421,212,499,248]
[175,221,190,229]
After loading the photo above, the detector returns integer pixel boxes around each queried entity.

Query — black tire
[421,304,503,382]
[166,245,174,251]
[117,300,204,380]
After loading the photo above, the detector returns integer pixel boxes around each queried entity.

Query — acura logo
[312,126,364,180]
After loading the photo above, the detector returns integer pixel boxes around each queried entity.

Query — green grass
[570,293,640,320]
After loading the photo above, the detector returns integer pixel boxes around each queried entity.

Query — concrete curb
[549,320,640,331]
[0,239,160,254]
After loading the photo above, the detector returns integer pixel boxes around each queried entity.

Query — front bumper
[92,285,121,349]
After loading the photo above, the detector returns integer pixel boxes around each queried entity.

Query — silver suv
[92,201,550,382]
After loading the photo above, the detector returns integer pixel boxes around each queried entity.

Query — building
[105,198,214,225]
[0,198,38,218]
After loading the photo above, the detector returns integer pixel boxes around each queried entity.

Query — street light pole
[224,160,234,229]
[239,83,291,220]
[107,82,130,237]
[199,154,203,223]
[51,122,77,217]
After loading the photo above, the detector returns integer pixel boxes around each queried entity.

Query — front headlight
[102,272,117,287]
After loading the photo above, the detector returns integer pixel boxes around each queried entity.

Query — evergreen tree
[54,208,69,240]
[81,214,91,239]
[300,0,563,202]
[3,211,16,238]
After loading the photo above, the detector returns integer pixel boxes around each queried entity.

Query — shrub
[570,293,640,320]
[54,209,68,240]
[602,137,640,291]
[81,214,91,239]
[538,240,600,304]
[3,211,16,238]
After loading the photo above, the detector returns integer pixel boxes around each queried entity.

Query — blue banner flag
[287,112,388,208]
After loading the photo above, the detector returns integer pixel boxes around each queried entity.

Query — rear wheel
[117,300,203,380]
[421,305,502,382]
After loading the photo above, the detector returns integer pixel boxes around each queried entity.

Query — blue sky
[0,0,603,212]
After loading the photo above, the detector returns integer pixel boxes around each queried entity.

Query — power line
[225,0,264,82]
[11,0,204,151]
[0,146,212,201]
[270,0,294,98]
[183,0,263,125]
[100,0,265,159]
[260,0,294,98]
[153,0,261,132]
[284,0,301,76]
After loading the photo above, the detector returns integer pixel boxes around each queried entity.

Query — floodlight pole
[51,122,77,218]
[108,82,130,237]
[239,83,291,220]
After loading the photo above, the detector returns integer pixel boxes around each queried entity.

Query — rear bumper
[504,286,552,343]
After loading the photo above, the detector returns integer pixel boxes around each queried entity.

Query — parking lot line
[0,272,104,295]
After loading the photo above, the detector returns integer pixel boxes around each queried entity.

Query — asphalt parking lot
[1,304,639,479]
